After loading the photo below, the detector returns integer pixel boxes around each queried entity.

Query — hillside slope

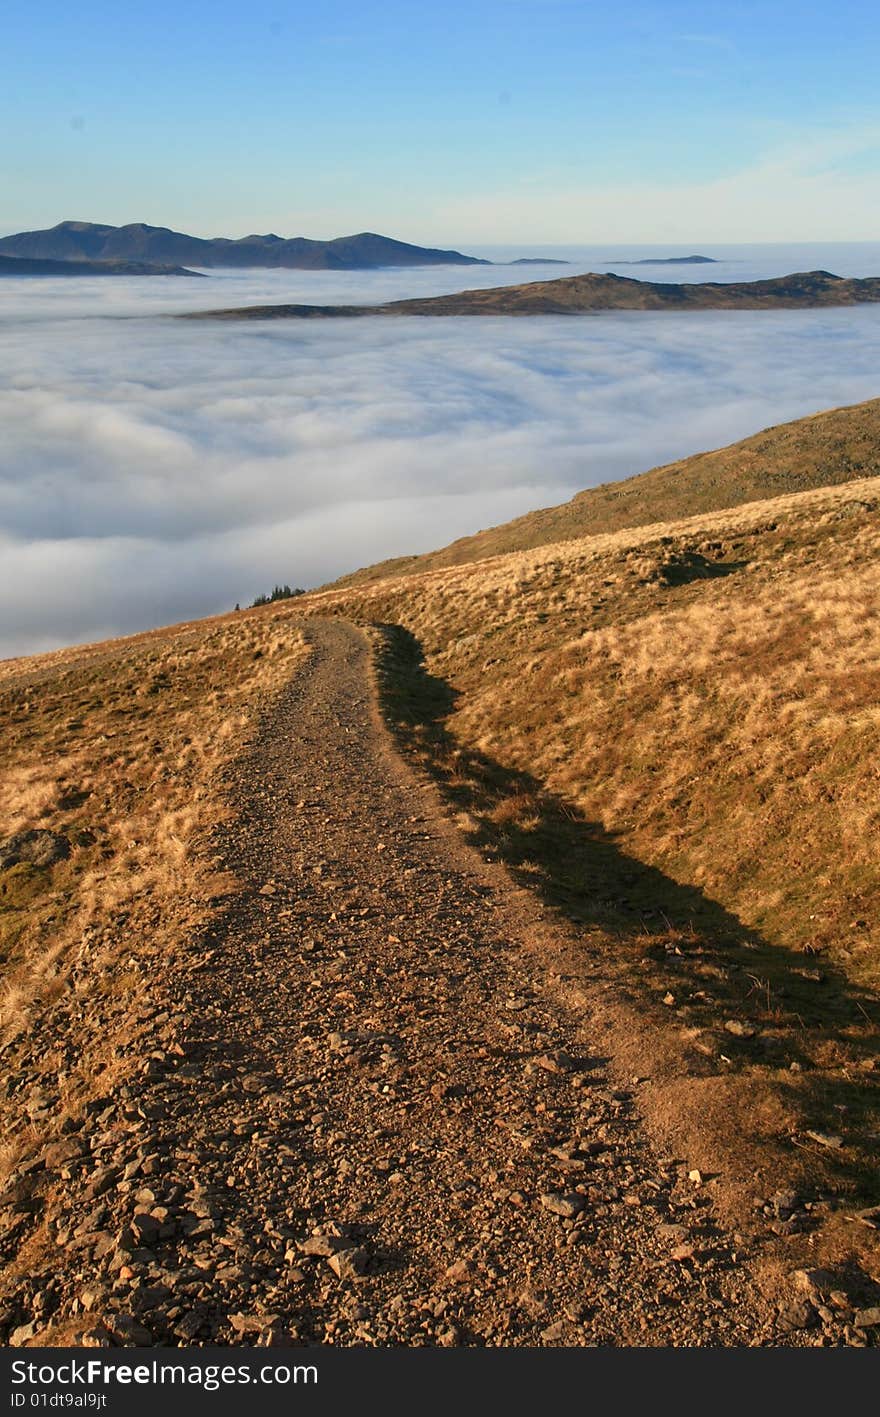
[336,397,880,585]
[316,474,880,992]
[310,474,880,1255]
[2,433,879,1345]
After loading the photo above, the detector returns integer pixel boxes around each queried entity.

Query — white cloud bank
[2,260,880,658]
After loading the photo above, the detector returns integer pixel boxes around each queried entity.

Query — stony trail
[127,616,766,1347]
[5,617,775,1347]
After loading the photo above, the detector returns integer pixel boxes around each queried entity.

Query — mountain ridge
[0,220,487,270]
[0,252,201,277]
[182,268,880,320]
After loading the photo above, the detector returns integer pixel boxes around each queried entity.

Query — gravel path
[134,617,767,1346]
[5,617,776,1347]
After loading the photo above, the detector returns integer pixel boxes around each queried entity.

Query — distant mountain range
[0,252,201,278]
[184,269,880,320]
[0,221,487,270]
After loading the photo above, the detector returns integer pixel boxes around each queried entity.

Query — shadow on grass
[372,621,880,1204]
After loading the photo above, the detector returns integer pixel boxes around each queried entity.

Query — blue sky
[3,0,879,241]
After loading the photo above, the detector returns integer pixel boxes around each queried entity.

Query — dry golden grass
[311,475,880,989]
[0,608,309,1140]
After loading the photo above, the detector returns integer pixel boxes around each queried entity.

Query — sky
[2,0,880,243]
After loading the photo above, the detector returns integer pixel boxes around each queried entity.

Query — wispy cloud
[432,127,880,243]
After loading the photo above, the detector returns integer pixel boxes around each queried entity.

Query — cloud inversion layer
[2,262,880,657]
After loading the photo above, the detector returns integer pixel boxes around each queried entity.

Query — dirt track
[116,615,773,1347]
[3,616,790,1347]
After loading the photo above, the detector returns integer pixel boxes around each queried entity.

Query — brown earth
[2,618,877,1348]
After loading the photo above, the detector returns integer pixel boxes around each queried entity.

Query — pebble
[854,1307,880,1329]
[444,1259,476,1284]
[805,1130,843,1149]
[723,1019,756,1039]
[327,1247,369,1280]
[540,1192,585,1219]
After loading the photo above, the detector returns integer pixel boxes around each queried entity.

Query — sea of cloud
[2,242,880,658]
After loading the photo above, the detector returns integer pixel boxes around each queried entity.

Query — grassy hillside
[336,396,880,585]
[317,476,880,990]
[308,472,880,1224]
[2,405,879,1283]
